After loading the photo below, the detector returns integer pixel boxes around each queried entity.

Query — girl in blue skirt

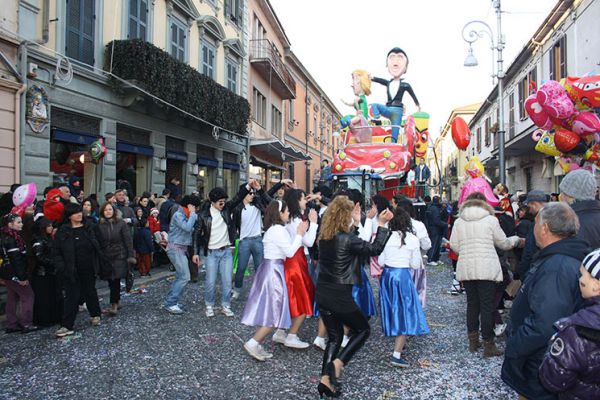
[378,207,429,367]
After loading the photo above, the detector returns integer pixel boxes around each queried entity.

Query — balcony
[250,39,296,100]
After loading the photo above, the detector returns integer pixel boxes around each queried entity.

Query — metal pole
[495,0,506,184]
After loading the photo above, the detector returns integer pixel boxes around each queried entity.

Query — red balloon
[451,117,471,150]
[554,129,581,153]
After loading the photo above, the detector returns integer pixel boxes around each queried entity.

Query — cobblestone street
[0,259,514,400]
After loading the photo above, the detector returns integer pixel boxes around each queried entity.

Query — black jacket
[52,222,104,282]
[32,235,55,276]
[193,185,247,257]
[0,234,27,281]
[231,183,282,238]
[571,200,600,249]
[502,236,590,400]
[159,198,177,232]
[371,77,420,108]
[425,203,446,236]
[318,226,391,285]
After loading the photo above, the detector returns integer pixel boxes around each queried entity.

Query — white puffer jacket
[449,199,520,282]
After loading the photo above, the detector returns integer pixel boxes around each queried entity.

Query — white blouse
[412,218,431,251]
[286,217,318,248]
[378,231,421,269]
[263,225,303,260]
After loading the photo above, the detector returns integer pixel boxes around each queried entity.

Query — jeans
[205,248,233,307]
[164,249,191,307]
[427,233,442,262]
[370,103,404,143]
[464,280,496,340]
[5,280,34,329]
[234,236,264,289]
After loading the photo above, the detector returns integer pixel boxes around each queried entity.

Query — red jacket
[148,215,160,235]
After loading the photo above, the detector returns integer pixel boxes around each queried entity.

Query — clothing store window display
[378,207,430,368]
[316,197,392,397]
[241,200,309,361]
[271,189,319,349]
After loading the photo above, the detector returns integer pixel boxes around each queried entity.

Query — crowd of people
[1,167,600,399]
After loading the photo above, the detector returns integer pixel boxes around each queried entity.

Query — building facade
[0,1,24,192]
[432,103,481,201]
[469,0,600,194]
[16,0,250,200]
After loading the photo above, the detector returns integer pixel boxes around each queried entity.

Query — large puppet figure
[458,157,499,207]
[371,47,420,144]
[341,70,372,143]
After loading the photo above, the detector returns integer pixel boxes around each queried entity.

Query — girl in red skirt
[272,189,319,349]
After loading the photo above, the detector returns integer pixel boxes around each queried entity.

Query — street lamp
[462,0,506,184]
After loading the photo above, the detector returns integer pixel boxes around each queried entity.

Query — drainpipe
[39,0,50,44]
[14,82,26,183]
[18,42,29,184]
[305,80,310,193]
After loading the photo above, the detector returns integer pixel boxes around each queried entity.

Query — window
[524,167,533,192]
[509,92,515,138]
[66,0,96,65]
[201,41,216,79]
[518,76,527,120]
[549,36,567,81]
[128,0,148,40]
[313,116,318,144]
[271,106,282,137]
[484,117,491,147]
[225,59,238,93]
[476,127,481,153]
[288,100,295,129]
[253,15,266,42]
[528,68,537,94]
[170,17,187,62]
[253,88,267,126]
[225,0,243,28]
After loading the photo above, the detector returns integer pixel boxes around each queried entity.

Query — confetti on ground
[0,254,515,399]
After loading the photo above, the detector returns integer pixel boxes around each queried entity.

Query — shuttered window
[170,18,187,62]
[128,0,148,40]
[66,0,96,66]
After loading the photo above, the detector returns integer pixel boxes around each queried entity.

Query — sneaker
[55,327,74,338]
[504,300,513,309]
[205,306,215,317]
[426,261,438,266]
[341,335,350,348]
[166,305,184,315]
[78,304,87,312]
[390,356,409,368]
[272,329,287,344]
[244,342,266,361]
[313,336,327,351]
[221,306,234,317]
[91,316,101,326]
[284,335,310,349]
[231,289,240,300]
[21,325,40,334]
[257,344,273,359]
[494,323,507,337]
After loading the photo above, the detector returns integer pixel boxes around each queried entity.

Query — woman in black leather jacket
[316,196,392,397]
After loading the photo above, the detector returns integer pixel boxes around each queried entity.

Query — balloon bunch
[528,73,600,173]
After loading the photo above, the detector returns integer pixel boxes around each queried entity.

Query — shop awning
[250,138,311,162]
[166,150,188,161]
[52,128,99,145]
[197,157,219,168]
[223,162,240,170]
[117,141,154,156]
[250,155,286,171]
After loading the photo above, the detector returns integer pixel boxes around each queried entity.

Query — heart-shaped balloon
[554,129,581,153]
[525,94,553,130]
[537,80,576,120]
[451,117,471,150]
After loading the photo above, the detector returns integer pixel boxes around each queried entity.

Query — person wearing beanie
[148,207,160,235]
[560,169,600,249]
[539,247,600,399]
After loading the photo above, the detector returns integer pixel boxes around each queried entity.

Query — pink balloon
[571,111,600,136]
[537,80,576,120]
[11,183,37,216]
[525,94,553,130]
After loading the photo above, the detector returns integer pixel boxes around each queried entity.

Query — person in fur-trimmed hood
[539,247,600,399]
[449,192,521,357]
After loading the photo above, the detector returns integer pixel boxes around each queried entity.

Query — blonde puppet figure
[341,70,372,143]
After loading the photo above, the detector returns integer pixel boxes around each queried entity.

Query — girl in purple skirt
[241,200,308,361]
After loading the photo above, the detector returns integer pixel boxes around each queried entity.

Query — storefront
[115,124,153,198]
[165,136,187,194]
[223,151,240,197]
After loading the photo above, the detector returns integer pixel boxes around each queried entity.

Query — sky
[269,0,558,139]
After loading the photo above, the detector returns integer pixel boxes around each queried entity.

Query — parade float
[331,48,428,202]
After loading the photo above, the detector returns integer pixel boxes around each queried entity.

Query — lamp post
[462,0,506,184]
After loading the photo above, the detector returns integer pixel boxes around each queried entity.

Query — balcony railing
[250,39,296,99]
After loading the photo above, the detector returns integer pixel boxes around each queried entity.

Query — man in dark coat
[502,202,590,400]
[425,196,445,265]
[559,169,600,249]
[516,190,547,279]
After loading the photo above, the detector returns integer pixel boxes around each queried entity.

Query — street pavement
[0,256,515,399]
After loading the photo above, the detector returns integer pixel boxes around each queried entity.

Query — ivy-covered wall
[105,40,250,135]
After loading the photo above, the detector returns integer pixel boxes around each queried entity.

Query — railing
[249,39,296,94]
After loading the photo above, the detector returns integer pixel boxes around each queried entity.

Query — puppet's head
[386,47,408,79]
[352,70,371,96]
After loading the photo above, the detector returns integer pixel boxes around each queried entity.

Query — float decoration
[458,156,499,206]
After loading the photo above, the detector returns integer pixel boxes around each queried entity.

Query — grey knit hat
[559,169,596,201]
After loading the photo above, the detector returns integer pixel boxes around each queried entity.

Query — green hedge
[105,39,250,134]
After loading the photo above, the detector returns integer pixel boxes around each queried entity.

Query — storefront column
[101,119,117,195]
[185,141,197,195]
[151,132,166,196]
[215,147,224,188]
[22,104,51,191]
